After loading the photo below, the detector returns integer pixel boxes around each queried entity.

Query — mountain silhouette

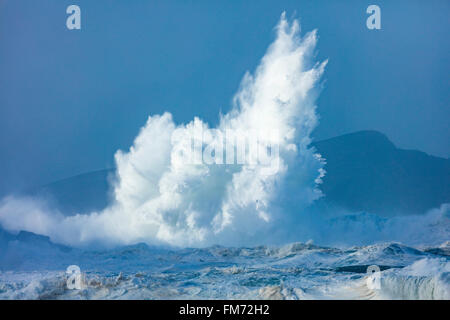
[313,130,450,215]
[29,130,450,216]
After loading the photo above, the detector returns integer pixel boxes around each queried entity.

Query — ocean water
[0,236,449,300]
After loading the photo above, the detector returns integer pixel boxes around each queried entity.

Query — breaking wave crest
[374,258,450,300]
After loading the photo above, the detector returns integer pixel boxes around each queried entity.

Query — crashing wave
[0,13,326,248]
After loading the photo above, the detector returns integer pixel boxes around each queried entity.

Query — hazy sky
[0,0,449,195]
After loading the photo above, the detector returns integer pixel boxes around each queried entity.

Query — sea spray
[0,13,327,247]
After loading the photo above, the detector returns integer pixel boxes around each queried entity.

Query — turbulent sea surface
[0,234,449,300]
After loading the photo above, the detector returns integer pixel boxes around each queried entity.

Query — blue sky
[0,0,449,195]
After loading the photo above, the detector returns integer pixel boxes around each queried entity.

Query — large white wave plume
[0,14,327,247]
